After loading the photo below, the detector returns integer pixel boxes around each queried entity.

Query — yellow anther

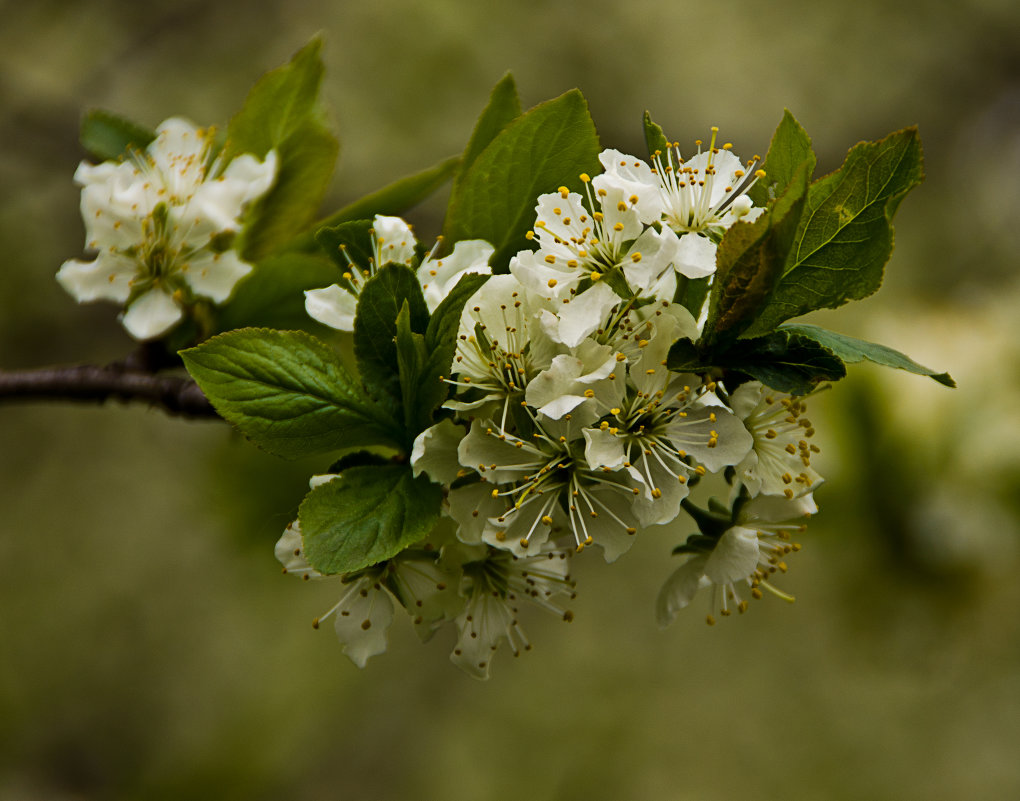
[547,278,558,288]
[558,186,570,198]
[580,173,591,183]
[631,252,642,262]
[590,271,602,281]
[544,254,556,264]
[610,408,621,415]
[755,169,766,178]
[613,222,625,232]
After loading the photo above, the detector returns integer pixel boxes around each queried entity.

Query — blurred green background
[2,1,1019,799]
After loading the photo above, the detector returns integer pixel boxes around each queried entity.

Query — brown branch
[0,363,219,419]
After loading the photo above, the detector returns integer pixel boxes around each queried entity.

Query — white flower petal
[674,232,718,279]
[181,250,252,302]
[333,579,395,669]
[121,287,182,340]
[305,284,357,331]
[411,418,467,486]
[56,253,136,303]
[703,527,760,585]
[656,554,710,626]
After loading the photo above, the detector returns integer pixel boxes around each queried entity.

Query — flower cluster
[57,118,277,340]
[279,132,824,678]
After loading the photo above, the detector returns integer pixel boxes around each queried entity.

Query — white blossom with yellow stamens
[656,492,815,627]
[597,128,765,279]
[510,179,683,301]
[728,381,822,499]
[57,117,277,339]
[448,543,575,680]
[305,214,492,332]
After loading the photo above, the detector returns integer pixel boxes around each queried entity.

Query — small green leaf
[443,89,601,271]
[223,37,327,162]
[746,127,924,334]
[80,109,156,162]
[181,328,400,458]
[748,110,816,207]
[316,220,376,273]
[415,272,491,423]
[458,73,522,187]
[353,264,430,406]
[667,329,847,394]
[394,302,431,435]
[318,156,460,232]
[702,160,810,344]
[673,275,711,320]
[224,37,339,261]
[240,120,339,261]
[780,323,955,387]
[643,111,671,161]
[721,331,847,394]
[213,252,337,333]
[300,463,443,574]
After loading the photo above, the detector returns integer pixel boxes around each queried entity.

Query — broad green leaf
[721,331,847,394]
[702,160,810,344]
[223,38,339,261]
[745,127,924,335]
[443,89,601,271]
[181,328,400,458]
[748,110,816,207]
[213,252,337,333]
[643,111,671,161]
[80,109,155,161]
[353,264,430,407]
[300,463,443,574]
[458,73,522,186]
[780,323,955,387]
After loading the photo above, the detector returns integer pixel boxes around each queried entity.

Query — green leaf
[316,219,376,273]
[415,272,491,422]
[748,110,816,207]
[223,37,327,161]
[394,302,431,435]
[299,463,443,574]
[318,156,460,231]
[746,127,924,335]
[667,329,847,394]
[79,109,155,162]
[458,73,522,187]
[702,160,810,344]
[213,252,337,333]
[224,38,340,261]
[181,328,400,458]
[780,323,955,387]
[240,119,339,261]
[443,89,601,271]
[643,111,671,161]
[353,264,430,406]
[721,330,847,394]
[673,275,711,320]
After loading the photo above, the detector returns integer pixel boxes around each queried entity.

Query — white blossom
[57,117,277,339]
[597,128,765,279]
[305,214,492,331]
[656,492,815,627]
[449,544,574,679]
[729,382,822,498]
